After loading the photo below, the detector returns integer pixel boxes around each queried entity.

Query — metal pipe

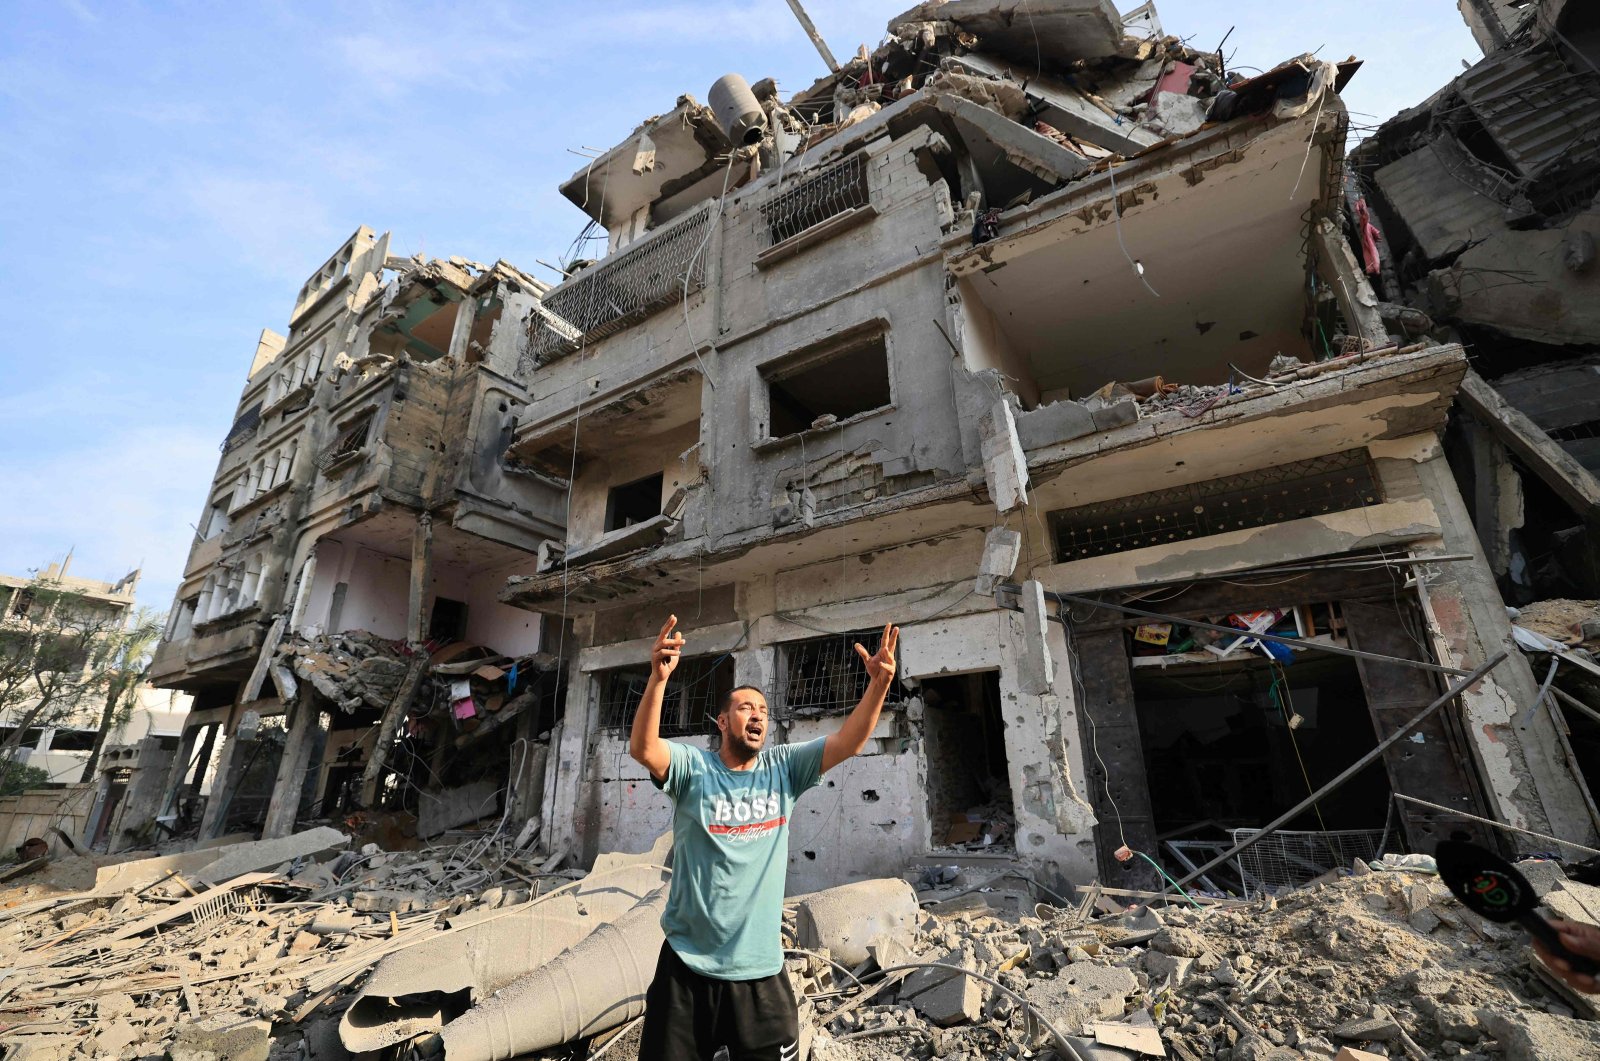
[784,0,840,72]
[1159,650,1508,896]
[994,583,1472,676]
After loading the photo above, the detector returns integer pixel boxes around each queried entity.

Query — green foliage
[0,762,52,797]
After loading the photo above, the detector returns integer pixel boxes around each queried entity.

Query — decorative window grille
[221,403,263,453]
[760,153,870,247]
[596,654,734,736]
[1051,449,1380,562]
[528,203,714,364]
[773,629,900,717]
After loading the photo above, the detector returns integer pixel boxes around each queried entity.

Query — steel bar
[1392,793,1600,857]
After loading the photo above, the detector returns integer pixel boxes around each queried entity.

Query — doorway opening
[920,671,1013,851]
[1133,652,1391,894]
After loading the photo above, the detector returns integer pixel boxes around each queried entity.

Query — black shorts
[638,942,800,1061]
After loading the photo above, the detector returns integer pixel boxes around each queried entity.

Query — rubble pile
[279,631,418,712]
[7,825,1600,1060]
[0,826,588,1060]
[788,861,1600,1061]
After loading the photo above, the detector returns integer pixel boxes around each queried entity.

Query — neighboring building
[1352,0,1600,805]
[0,559,181,782]
[149,0,1600,895]
[149,230,566,842]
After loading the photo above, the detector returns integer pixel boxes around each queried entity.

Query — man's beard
[724,727,763,761]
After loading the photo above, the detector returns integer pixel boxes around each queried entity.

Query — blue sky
[0,1,1481,613]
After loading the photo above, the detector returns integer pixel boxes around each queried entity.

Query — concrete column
[1414,452,1600,846]
[999,611,1099,887]
[407,513,434,644]
[155,724,201,821]
[108,737,174,853]
[197,731,243,840]
[261,692,321,839]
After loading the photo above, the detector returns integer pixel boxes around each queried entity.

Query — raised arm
[822,623,899,773]
[630,615,684,783]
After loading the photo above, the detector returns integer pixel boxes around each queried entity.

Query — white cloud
[0,424,221,613]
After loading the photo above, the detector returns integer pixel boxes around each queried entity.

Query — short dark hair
[722,685,766,713]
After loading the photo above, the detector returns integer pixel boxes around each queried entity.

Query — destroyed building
[143,0,1600,903]
[147,230,568,843]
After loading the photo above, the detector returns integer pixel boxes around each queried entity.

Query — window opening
[429,597,469,643]
[1133,650,1389,896]
[1051,449,1380,562]
[921,671,1012,851]
[596,654,734,736]
[203,495,233,539]
[605,472,664,532]
[773,629,902,718]
[765,333,891,439]
[321,412,374,470]
[221,403,263,453]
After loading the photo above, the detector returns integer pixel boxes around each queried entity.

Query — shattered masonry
[7,0,1598,1057]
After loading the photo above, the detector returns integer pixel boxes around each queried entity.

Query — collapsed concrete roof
[888,0,1130,64]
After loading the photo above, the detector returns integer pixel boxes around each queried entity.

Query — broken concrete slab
[891,0,1126,64]
[1014,398,1098,453]
[795,878,921,967]
[192,826,348,885]
[416,778,502,839]
[1017,579,1056,695]
[975,527,1022,596]
[1478,1008,1600,1061]
[169,1016,271,1061]
[341,863,669,1053]
[980,397,1030,513]
[905,950,983,1026]
[439,886,669,1060]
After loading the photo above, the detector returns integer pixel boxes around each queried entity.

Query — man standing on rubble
[630,614,900,1060]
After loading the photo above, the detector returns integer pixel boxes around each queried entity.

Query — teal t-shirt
[654,736,827,980]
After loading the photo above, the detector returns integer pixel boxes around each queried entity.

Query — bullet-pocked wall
[550,528,1100,894]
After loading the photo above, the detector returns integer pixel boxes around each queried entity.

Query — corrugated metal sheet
[1374,141,1508,261]
[1456,48,1600,179]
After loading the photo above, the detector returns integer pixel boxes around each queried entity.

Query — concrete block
[975,527,1022,596]
[1089,400,1139,431]
[1014,399,1097,451]
[1514,858,1567,898]
[1332,1015,1401,1041]
[170,1016,271,1061]
[1018,580,1056,695]
[908,959,983,1026]
[192,826,348,885]
[417,777,502,838]
[979,397,1029,513]
[1476,1010,1600,1061]
[795,878,920,967]
[352,889,424,914]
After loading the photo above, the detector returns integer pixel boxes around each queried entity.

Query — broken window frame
[318,409,377,475]
[604,471,666,533]
[756,321,896,445]
[220,402,263,454]
[772,629,903,719]
[595,653,734,737]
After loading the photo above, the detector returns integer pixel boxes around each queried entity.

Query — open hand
[652,615,685,682]
[1535,919,1600,993]
[854,623,899,684]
